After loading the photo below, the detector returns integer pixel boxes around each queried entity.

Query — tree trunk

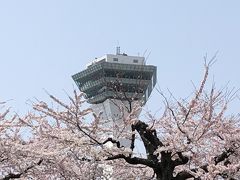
[155,165,174,180]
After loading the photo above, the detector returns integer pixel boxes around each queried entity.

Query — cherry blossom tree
[0,102,43,180]
[1,59,240,179]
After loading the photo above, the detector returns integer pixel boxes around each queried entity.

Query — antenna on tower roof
[116,46,121,55]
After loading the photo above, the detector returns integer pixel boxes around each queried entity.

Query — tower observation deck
[72,53,157,105]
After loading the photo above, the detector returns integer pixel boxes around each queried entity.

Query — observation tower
[72,49,157,145]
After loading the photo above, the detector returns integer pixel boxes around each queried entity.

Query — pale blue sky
[0,1,240,114]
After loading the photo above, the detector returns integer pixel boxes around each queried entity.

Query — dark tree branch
[214,148,235,165]
[173,152,189,166]
[102,137,123,148]
[133,120,163,160]
[2,159,43,180]
[106,154,157,168]
[129,124,136,156]
[76,123,102,145]
[173,171,197,180]
[175,148,237,180]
